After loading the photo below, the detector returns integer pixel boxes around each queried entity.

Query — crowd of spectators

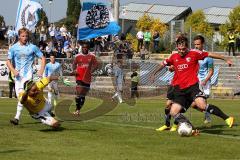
[1,21,134,61]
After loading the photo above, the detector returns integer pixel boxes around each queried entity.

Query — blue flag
[15,0,42,32]
[78,0,121,40]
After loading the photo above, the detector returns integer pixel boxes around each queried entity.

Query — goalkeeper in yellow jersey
[19,76,60,128]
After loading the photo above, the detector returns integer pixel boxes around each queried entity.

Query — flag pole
[113,0,119,24]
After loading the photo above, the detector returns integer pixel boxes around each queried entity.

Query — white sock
[112,92,118,98]
[117,92,123,103]
[14,102,23,120]
[48,92,53,105]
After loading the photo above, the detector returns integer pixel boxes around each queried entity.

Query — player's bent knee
[170,103,182,116]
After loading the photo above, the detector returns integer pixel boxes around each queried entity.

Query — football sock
[173,113,192,127]
[76,95,86,110]
[165,108,171,127]
[15,102,23,120]
[206,104,228,120]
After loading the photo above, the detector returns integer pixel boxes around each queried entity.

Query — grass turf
[0,97,239,160]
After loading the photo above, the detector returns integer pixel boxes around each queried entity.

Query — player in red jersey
[150,36,234,134]
[72,41,98,115]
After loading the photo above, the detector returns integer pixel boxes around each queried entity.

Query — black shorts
[172,83,206,113]
[76,80,90,90]
[166,85,174,100]
[131,82,138,91]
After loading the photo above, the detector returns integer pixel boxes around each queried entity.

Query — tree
[151,19,168,37]
[136,14,167,35]
[65,0,81,34]
[185,10,213,38]
[228,5,240,32]
[219,5,240,47]
[36,9,48,26]
[0,15,5,26]
[136,14,153,31]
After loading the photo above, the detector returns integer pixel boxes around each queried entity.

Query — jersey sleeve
[196,50,209,60]
[36,77,50,90]
[207,58,214,69]
[162,55,174,66]
[33,45,43,58]
[44,64,49,77]
[7,47,14,60]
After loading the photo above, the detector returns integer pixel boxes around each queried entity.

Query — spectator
[228,30,235,56]
[6,26,16,45]
[38,37,47,52]
[63,37,72,58]
[126,42,133,60]
[55,26,62,41]
[48,23,56,41]
[153,31,160,52]
[0,22,6,40]
[45,40,54,58]
[60,24,67,38]
[140,46,148,60]
[8,71,17,98]
[55,40,63,58]
[38,21,47,41]
[236,32,240,53]
[94,37,102,57]
[136,29,144,52]
[144,29,151,51]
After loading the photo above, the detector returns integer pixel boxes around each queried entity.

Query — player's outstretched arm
[38,56,46,76]
[20,92,29,104]
[149,63,165,83]
[208,52,233,66]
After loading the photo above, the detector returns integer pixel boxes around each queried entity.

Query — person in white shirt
[136,30,144,52]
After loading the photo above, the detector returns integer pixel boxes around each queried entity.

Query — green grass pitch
[0,97,240,160]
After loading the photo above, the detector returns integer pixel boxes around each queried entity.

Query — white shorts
[15,77,32,97]
[116,83,123,91]
[31,100,55,126]
[48,81,59,96]
[201,81,211,96]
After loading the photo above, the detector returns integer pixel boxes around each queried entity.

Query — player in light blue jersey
[6,27,46,125]
[194,35,214,124]
[45,53,62,107]
[112,61,125,103]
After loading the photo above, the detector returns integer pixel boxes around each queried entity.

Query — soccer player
[6,27,46,125]
[45,53,62,107]
[72,41,98,115]
[156,35,215,131]
[112,60,125,103]
[151,36,234,134]
[20,76,60,128]
[130,70,140,98]
[193,35,214,124]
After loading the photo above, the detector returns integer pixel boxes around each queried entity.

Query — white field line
[0,112,239,140]
[92,120,240,140]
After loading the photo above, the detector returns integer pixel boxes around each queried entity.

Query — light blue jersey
[45,62,62,77]
[198,57,214,82]
[8,42,43,80]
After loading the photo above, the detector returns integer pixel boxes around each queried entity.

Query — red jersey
[162,49,208,89]
[74,53,98,84]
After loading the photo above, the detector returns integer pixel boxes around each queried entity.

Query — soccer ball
[177,122,192,137]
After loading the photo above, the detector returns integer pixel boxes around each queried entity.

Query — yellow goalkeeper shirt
[19,77,50,114]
